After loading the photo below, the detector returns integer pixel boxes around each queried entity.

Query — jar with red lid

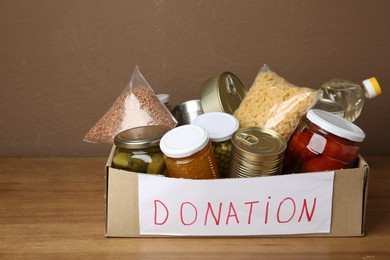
[282,109,365,174]
[159,125,220,179]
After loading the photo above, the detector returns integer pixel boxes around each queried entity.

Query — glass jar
[192,112,239,178]
[159,125,220,179]
[282,109,365,174]
[112,125,170,175]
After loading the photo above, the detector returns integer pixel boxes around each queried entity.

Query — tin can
[314,98,345,118]
[200,72,247,114]
[173,99,204,126]
[228,127,287,178]
[112,125,171,175]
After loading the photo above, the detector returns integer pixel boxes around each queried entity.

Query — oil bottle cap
[160,125,209,158]
[307,109,365,142]
[192,112,239,142]
[362,77,381,98]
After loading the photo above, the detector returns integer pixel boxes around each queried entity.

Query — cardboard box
[105,146,369,237]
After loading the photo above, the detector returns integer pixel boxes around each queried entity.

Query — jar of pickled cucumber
[112,125,171,175]
[159,125,220,179]
[192,112,239,178]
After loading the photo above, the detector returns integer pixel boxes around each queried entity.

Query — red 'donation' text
[153,196,317,226]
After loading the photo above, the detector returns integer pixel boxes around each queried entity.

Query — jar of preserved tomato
[192,112,239,178]
[159,125,220,179]
[283,109,365,174]
[112,125,170,175]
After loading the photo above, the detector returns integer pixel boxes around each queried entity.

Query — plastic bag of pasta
[83,66,177,144]
[233,64,320,140]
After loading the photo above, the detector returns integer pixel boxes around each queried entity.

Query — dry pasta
[233,66,320,140]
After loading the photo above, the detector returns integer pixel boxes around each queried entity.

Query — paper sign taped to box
[138,171,335,236]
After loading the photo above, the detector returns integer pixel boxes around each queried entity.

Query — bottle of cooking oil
[320,77,381,122]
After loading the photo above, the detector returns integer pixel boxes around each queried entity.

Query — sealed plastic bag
[233,64,320,140]
[83,66,177,144]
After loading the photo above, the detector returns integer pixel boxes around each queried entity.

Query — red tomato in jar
[283,131,319,174]
[301,156,348,173]
[322,134,360,163]
[287,131,318,161]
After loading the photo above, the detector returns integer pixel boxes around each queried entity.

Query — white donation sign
[138,171,335,236]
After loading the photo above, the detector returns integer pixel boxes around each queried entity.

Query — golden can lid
[200,72,247,114]
[114,125,171,149]
[231,127,287,161]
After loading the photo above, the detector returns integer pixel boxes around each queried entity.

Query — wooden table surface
[0,156,389,259]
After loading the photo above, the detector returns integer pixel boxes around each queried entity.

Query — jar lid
[160,125,209,158]
[156,93,170,104]
[192,112,239,142]
[114,125,171,149]
[362,77,381,99]
[306,109,365,142]
[200,72,247,114]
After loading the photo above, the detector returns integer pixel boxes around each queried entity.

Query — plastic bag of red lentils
[83,66,177,144]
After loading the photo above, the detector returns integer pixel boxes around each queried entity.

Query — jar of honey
[192,112,239,178]
[282,109,365,174]
[159,125,220,179]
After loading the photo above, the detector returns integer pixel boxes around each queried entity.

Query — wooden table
[1,157,389,259]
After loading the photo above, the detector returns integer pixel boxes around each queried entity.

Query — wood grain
[0,157,389,259]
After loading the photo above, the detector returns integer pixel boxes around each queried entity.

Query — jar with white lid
[159,125,220,179]
[192,112,239,178]
[283,109,365,174]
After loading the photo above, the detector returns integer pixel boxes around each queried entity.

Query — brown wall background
[1,0,389,157]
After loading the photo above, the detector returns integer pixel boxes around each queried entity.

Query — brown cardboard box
[105,147,369,237]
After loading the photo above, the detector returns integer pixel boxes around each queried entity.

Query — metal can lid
[114,125,171,149]
[200,72,247,114]
[232,127,287,159]
[160,125,209,158]
[314,98,345,118]
[192,112,239,142]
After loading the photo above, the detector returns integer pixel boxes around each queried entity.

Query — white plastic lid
[306,109,365,142]
[156,93,170,104]
[160,125,209,158]
[362,77,381,99]
[192,112,239,142]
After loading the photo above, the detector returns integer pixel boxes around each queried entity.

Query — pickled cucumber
[112,151,130,169]
[128,158,148,172]
[147,153,166,175]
